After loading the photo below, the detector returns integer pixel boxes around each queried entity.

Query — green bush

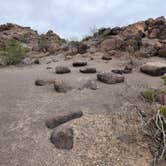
[161,75,166,85]
[160,106,166,118]
[142,89,156,102]
[158,106,166,130]
[38,36,49,51]
[19,32,32,43]
[0,39,28,65]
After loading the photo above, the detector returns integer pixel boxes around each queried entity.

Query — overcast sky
[0,0,166,39]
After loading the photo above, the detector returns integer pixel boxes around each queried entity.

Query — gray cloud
[0,0,165,39]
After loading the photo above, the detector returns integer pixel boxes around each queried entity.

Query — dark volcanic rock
[80,67,97,74]
[50,127,74,150]
[35,79,47,86]
[54,80,72,93]
[72,61,87,67]
[112,65,132,75]
[102,55,112,60]
[45,111,83,129]
[55,66,71,74]
[140,62,166,76]
[97,72,125,84]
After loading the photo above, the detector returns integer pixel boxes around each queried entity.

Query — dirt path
[0,55,165,166]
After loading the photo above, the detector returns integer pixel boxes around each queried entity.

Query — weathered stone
[124,65,133,73]
[50,127,73,150]
[35,79,47,86]
[72,61,87,67]
[112,65,132,75]
[149,28,160,39]
[45,110,83,129]
[55,66,71,74]
[54,80,72,93]
[100,38,123,51]
[35,79,55,86]
[111,27,121,35]
[97,72,125,84]
[140,62,166,76]
[80,67,96,74]
[102,55,112,60]
[78,43,88,54]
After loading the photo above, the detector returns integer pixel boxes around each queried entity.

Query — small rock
[112,69,124,75]
[123,65,133,74]
[35,79,47,86]
[45,110,83,129]
[112,65,132,75]
[21,57,33,65]
[80,67,96,74]
[140,62,166,76]
[50,127,73,150]
[102,55,112,60]
[97,72,125,84]
[46,66,53,70]
[34,59,40,64]
[72,61,87,67]
[80,80,98,90]
[54,80,72,93]
[0,57,6,66]
[55,66,71,74]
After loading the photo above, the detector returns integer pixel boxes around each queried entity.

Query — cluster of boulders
[0,16,166,67]
[81,16,166,59]
[35,57,133,94]
[45,111,83,150]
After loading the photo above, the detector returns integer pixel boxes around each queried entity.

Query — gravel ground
[0,54,165,166]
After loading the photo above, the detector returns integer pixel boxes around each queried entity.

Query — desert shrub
[19,32,32,43]
[142,89,156,102]
[160,106,166,118]
[161,75,166,85]
[38,36,49,52]
[0,39,28,65]
[160,89,166,95]
[58,39,66,45]
[143,107,166,164]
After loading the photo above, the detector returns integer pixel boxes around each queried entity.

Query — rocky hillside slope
[0,16,166,66]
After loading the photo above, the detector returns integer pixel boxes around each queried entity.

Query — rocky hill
[0,16,166,66]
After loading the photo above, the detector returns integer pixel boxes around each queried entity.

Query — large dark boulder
[140,62,166,76]
[97,72,125,84]
[45,110,83,129]
[50,127,74,150]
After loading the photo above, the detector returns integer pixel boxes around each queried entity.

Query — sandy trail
[0,55,165,166]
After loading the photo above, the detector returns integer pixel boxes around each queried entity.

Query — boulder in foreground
[50,127,73,150]
[140,62,166,76]
[45,110,83,129]
[97,72,125,84]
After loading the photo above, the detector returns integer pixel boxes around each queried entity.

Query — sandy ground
[0,54,165,166]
